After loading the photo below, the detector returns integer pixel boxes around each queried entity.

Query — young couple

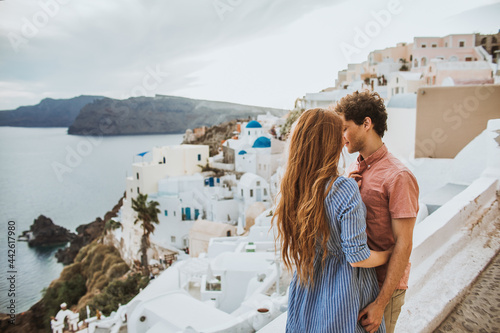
[274,91,419,333]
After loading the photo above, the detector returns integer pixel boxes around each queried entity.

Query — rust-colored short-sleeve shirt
[348,144,419,289]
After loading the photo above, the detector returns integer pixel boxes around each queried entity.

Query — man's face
[340,115,365,154]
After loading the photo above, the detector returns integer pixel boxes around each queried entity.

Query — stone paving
[434,251,500,333]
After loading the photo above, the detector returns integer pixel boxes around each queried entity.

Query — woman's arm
[349,248,392,268]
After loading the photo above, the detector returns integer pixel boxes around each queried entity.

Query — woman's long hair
[273,108,344,287]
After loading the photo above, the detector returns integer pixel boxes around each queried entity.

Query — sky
[0,0,499,111]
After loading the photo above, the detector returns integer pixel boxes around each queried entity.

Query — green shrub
[39,241,132,330]
[42,274,87,330]
[107,262,130,279]
[86,274,150,316]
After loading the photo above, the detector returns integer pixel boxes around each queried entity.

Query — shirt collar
[356,144,388,169]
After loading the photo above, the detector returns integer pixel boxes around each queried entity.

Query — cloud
[0,0,340,109]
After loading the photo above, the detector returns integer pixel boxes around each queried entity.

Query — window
[241,189,244,197]
[492,36,497,43]
[465,57,472,62]
[432,44,437,48]
[136,172,140,180]
[226,231,231,237]
[248,131,250,135]
[174,211,176,217]
[421,44,426,48]
[264,189,268,196]
[164,210,168,216]
[163,157,166,164]
[396,77,399,84]
[421,57,427,66]
[137,187,140,194]
[197,154,201,161]
[445,42,448,47]
[256,181,260,186]
[395,87,399,94]
[171,236,176,243]
[481,37,487,45]
[401,87,405,94]
[459,41,465,47]
[250,189,254,197]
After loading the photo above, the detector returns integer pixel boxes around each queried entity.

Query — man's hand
[358,300,385,333]
[348,171,362,188]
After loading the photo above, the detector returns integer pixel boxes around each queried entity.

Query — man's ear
[363,117,373,130]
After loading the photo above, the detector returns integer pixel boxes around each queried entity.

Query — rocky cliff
[67,95,286,136]
[183,119,242,156]
[0,95,104,127]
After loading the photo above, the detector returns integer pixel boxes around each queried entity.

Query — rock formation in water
[19,215,76,247]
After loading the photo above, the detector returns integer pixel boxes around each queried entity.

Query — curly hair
[273,108,343,287]
[334,90,388,137]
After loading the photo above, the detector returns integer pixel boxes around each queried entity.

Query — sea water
[0,127,183,313]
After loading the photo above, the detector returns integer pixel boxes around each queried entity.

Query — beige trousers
[384,289,406,333]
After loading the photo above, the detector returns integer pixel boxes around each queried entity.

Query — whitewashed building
[126,145,209,197]
[387,72,424,99]
[119,145,209,264]
[237,173,272,212]
[149,173,206,250]
[224,120,285,182]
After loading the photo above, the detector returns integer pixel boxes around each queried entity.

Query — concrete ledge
[397,177,500,333]
[257,311,287,333]
[210,162,235,171]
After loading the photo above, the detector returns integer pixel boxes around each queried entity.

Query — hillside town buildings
[307,32,499,109]
[113,115,285,269]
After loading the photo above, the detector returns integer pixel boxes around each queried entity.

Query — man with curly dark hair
[334,90,419,333]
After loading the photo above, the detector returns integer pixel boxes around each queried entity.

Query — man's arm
[358,217,415,333]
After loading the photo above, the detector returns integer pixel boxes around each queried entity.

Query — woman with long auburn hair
[274,108,391,333]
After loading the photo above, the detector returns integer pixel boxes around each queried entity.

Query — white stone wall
[207,198,239,223]
[236,152,257,174]
[384,106,417,162]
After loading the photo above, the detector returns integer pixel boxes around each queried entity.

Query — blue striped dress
[286,176,385,333]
